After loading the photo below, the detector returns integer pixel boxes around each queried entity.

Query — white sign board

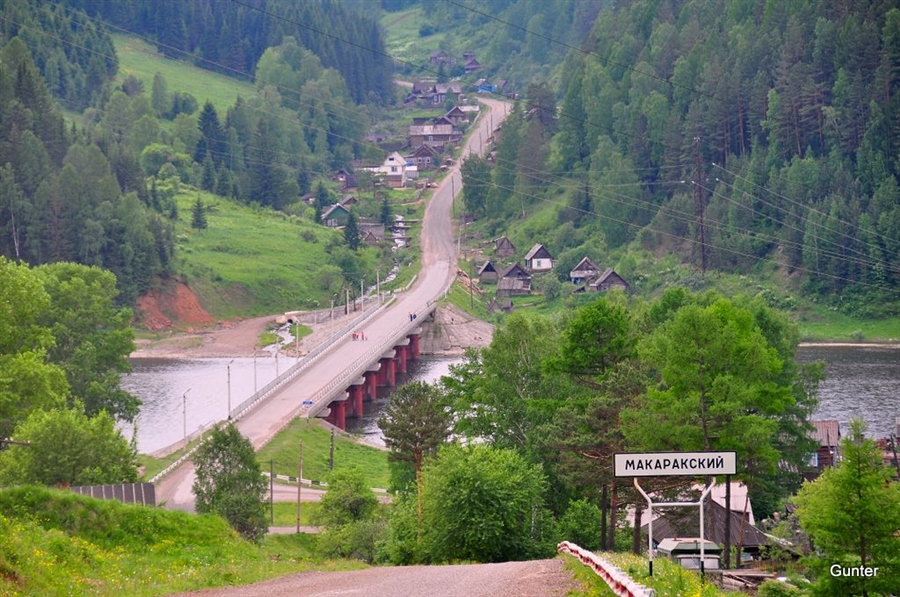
[614,451,736,477]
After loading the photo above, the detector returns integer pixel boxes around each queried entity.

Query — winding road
[154,97,510,511]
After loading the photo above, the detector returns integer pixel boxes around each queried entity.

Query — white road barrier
[557,541,656,597]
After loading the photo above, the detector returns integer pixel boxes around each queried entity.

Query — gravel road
[170,558,578,597]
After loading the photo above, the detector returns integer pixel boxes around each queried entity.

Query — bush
[757,579,809,597]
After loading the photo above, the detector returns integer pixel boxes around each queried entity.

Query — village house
[362,152,416,189]
[463,52,482,74]
[496,262,532,297]
[443,106,468,125]
[808,420,841,472]
[493,235,516,257]
[321,203,350,228]
[524,243,554,272]
[477,260,498,283]
[408,123,462,149]
[569,256,602,285]
[331,168,356,190]
[588,268,630,292]
[407,144,440,170]
[433,82,463,105]
[429,50,453,66]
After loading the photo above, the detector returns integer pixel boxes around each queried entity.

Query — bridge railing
[230,296,393,422]
[256,300,438,450]
[149,298,395,485]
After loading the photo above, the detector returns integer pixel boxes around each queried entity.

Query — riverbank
[131,305,494,360]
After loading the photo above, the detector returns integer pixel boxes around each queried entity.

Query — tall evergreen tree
[344,210,360,250]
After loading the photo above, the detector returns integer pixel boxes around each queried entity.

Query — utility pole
[329,429,335,470]
[296,440,303,533]
[694,136,708,276]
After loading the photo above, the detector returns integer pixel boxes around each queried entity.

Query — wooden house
[496,262,531,297]
[809,420,841,470]
[524,243,554,272]
[408,144,440,170]
[331,168,356,190]
[477,260,498,283]
[493,235,516,257]
[444,106,468,125]
[321,203,350,228]
[433,83,463,105]
[570,257,601,285]
[589,268,630,292]
[408,123,462,149]
[339,195,358,208]
[487,297,513,314]
[429,50,453,66]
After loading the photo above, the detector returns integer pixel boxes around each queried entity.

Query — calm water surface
[123,345,899,454]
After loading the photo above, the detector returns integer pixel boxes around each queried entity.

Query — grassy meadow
[255,418,391,490]
[112,33,256,114]
[380,7,446,69]
[0,486,361,597]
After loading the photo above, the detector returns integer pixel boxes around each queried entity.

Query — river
[122,345,899,455]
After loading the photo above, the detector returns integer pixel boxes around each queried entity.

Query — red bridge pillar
[364,370,378,401]
[348,385,364,418]
[408,333,420,357]
[331,400,346,430]
[380,357,396,387]
[396,344,408,374]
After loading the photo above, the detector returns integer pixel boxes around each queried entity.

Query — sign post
[614,451,736,577]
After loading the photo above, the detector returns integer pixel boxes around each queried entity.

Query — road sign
[614,451,736,477]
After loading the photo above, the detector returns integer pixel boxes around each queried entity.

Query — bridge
[153,98,510,509]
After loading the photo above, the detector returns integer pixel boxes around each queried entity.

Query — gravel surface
[170,558,578,597]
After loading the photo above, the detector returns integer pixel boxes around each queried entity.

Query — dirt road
[171,559,577,597]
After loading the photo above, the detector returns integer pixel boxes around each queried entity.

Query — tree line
[59,0,394,105]
[459,0,900,315]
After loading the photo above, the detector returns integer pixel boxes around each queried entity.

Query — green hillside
[0,486,357,596]
[112,33,256,115]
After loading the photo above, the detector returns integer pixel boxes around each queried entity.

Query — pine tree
[344,210,360,250]
[191,197,207,229]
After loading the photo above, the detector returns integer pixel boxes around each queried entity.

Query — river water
[122,345,899,455]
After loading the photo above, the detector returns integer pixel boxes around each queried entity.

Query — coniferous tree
[344,210,360,250]
[191,197,207,229]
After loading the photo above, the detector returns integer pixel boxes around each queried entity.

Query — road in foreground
[171,558,577,597]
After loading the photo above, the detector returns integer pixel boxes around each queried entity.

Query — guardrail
[557,542,656,597]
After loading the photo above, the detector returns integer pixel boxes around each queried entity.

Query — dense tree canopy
[0,407,138,486]
[794,420,900,596]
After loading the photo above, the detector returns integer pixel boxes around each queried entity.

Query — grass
[380,7,447,69]
[561,550,745,597]
[0,486,364,597]
[171,188,378,317]
[269,502,322,528]
[112,33,256,114]
[255,418,390,490]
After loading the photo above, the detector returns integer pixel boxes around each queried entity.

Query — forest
[450,0,900,315]
[0,0,389,303]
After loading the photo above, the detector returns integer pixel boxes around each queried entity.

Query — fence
[70,483,156,507]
